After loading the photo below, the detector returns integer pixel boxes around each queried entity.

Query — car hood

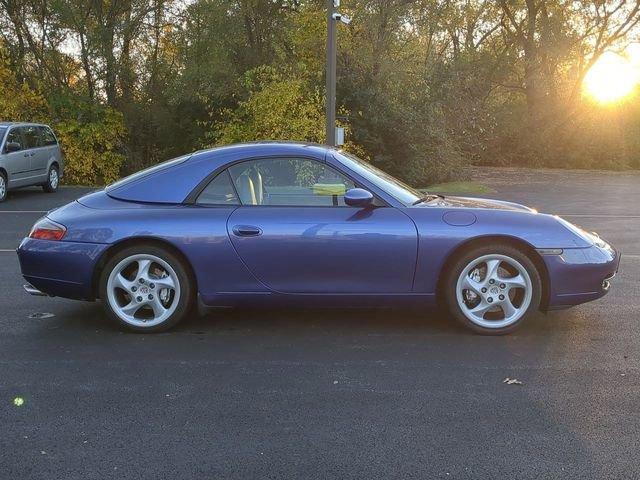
[421,196,536,213]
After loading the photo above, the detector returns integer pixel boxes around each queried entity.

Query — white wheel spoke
[153,276,175,291]
[469,301,492,319]
[121,300,141,317]
[113,273,134,292]
[501,297,517,318]
[503,274,526,289]
[136,259,152,281]
[462,275,483,295]
[484,259,501,281]
[149,297,167,317]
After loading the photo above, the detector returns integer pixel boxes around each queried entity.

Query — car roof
[188,141,336,160]
[0,122,50,128]
[107,141,339,204]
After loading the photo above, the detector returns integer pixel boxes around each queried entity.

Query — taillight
[29,218,66,241]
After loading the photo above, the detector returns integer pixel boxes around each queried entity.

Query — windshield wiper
[412,193,445,206]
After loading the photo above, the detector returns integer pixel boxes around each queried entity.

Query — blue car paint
[227,206,418,293]
[17,142,619,310]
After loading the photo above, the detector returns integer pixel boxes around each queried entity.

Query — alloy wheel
[49,168,59,189]
[106,254,181,328]
[456,254,533,329]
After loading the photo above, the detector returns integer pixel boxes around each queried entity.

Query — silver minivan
[0,122,64,202]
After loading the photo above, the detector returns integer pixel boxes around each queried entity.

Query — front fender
[404,207,591,294]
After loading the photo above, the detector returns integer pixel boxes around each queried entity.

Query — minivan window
[22,125,41,149]
[0,127,6,141]
[40,126,57,146]
[5,128,22,151]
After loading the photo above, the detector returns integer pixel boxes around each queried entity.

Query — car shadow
[45,300,560,338]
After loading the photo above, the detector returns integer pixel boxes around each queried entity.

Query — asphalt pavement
[1,172,639,480]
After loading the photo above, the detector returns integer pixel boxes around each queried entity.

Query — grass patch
[422,181,494,195]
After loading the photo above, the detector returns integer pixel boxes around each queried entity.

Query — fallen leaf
[503,377,524,385]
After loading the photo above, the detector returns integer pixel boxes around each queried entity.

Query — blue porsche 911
[17,142,619,334]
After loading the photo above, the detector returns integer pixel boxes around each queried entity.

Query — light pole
[325,0,350,147]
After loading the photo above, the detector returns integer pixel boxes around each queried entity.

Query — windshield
[333,151,422,205]
[0,127,6,141]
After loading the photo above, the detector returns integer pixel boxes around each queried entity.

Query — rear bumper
[17,237,108,300]
[544,244,620,309]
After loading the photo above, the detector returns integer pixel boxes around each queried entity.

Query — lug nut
[131,286,137,292]
[500,283,506,289]
[136,296,143,302]
[487,297,493,303]
[499,295,505,300]
[148,294,154,300]
[149,283,155,289]
[489,279,495,285]
[139,278,145,284]
[481,287,487,293]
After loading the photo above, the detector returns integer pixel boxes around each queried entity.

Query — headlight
[555,217,608,248]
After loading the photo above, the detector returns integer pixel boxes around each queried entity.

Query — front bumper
[17,237,108,300]
[544,244,620,309]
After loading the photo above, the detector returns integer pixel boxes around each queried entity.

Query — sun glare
[583,51,638,104]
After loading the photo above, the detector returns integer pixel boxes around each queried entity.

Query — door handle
[232,225,262,237]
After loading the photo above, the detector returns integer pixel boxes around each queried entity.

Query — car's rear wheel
[99,245,194,332]
[443,245,542,335]
[42,165,59,193]
[0,171,7,202]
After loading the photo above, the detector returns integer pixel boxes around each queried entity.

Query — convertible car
[17,142,619,334]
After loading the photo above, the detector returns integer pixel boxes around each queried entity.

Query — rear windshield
[106,155,191,191]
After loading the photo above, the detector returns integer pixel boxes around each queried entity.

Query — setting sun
[583,51,638,103]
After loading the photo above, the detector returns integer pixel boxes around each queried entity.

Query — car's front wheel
[443,245,542,335]
[42,165,59,193]
[99,245,195,332]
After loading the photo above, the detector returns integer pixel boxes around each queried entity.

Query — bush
[54,108,126,185]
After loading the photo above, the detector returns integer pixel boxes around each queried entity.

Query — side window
[22,126,41,149]
[227,157,356,206]
[40,127,57,146]
[196,171,240,205]
[5,128,22,151]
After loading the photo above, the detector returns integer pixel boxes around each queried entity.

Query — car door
[225,156,418,294]
[3,127,31,184]
[22,125,47,175]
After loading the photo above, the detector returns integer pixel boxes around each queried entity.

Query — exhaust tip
[23,283,48,296]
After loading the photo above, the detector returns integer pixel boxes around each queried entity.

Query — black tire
[0,171,7,202]
[42,165,59,193]
[442,244,542,335]
[98,245,195,333]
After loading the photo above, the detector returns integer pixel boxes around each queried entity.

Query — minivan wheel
[43,165,59,193]
[99,245,195,333]
[0,171,6,202]
[443,244,542,335]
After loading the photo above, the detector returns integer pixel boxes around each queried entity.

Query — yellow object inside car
[312,183,347,196]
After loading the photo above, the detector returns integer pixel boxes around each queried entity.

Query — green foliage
[0,48,126,185]
[0,0,639,187]
[215,67,325,144]
[54,108,126,185]
[0,50,48,121]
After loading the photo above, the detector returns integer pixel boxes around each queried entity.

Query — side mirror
[344,188,374,208]
[5,142,21,153]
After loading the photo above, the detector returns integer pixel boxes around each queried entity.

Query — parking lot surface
[1,170,639,479]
